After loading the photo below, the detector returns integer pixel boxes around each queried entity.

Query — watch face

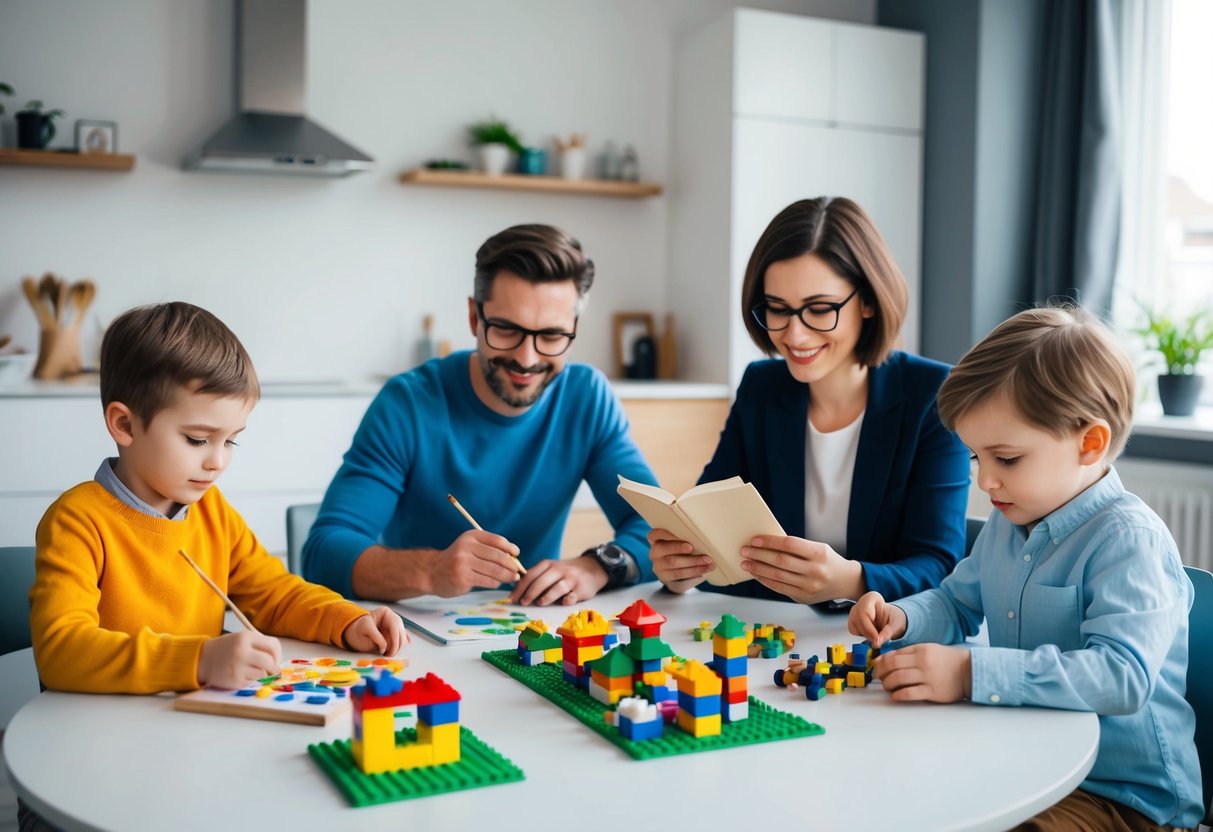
[595,544,627,568]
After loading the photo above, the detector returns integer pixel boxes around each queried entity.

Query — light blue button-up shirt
[893,468,1202,828]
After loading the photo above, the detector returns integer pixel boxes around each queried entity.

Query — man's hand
[197,630,282,689]
[848,591,907,648]
[873,643,972,703]
[740,535,865,604]
[648,528,713,593]
[428,529,524,597]
[508,557,608,606]
[343,607,410,655]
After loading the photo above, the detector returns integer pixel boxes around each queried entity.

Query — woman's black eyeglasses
[751,288,859,333]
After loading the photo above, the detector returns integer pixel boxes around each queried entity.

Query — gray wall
[879,0,1046,364]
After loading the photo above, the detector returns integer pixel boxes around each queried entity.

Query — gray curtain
[1032,0,1122,317]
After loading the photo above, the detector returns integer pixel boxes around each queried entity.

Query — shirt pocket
[1019,583,1083,652]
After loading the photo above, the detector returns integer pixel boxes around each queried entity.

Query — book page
[616,476,712,558]
[679,482,785,585]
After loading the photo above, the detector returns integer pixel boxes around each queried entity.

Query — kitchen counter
[0,376,730,400]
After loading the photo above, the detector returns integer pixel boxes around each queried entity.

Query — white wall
[0,0,872,382]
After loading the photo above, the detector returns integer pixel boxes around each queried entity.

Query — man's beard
[480,355,556,408]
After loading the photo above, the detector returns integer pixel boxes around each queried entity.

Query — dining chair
[1184,565,1213,828]
[285,503,320,577]
[0,545,41,729]
[964,516,987,558]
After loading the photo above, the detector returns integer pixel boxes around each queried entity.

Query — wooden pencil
[446,493,527,575]
[178,548,260,633]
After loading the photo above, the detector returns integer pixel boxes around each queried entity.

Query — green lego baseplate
[308,725,525,806]
[481,649,823,760]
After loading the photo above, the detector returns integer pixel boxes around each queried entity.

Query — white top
[3,585,1098,832]
[805,411,864,553]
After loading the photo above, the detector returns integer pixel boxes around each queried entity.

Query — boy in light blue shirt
[850,306,1202,831]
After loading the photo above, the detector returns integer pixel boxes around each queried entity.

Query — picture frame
[75,119,117,154]
[611,311,655,378]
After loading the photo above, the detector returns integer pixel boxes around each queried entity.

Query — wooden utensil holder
[34,325,82,379]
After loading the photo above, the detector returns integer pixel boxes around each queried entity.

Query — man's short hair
[936,305,1136,459]
[100,302,259,426]
[472,224,595,309]
[739,196,909,367]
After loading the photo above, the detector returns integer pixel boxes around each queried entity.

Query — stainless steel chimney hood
[183,0,373,176]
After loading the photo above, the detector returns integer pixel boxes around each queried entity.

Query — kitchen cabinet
[1,382,730,561]
[670,9,925,388]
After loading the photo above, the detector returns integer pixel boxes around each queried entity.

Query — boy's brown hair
[936,305,1136,459]
[100,302,259,426]
[740,196,909,367]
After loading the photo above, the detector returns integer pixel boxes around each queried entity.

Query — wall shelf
[399,168,661,198]
[0,148,136,171]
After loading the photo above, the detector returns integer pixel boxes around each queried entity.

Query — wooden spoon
[21,276,54,329]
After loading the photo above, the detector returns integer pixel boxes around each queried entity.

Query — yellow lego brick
[557,608,611,638]
[815,661,832,675]
[665,659,722,697]
[640,670,668,686]
[825,678,845,695]
[712,634,750,658]
[676,710,722,738]
[829,643,846,664]
[355,708,408,774]
[847,671,866,688]
[419,721,461,765]
[543,647,563,663]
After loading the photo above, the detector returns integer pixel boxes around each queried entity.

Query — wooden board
[399,168,661,197]
[0,148,136,171]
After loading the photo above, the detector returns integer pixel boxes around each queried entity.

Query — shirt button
[1023,554,1031,562]
[990,694,1001,704]
[1007,610,1015,619]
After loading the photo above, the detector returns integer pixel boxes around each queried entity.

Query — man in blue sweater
[303,224,658,606]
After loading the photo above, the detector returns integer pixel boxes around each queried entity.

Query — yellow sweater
[31,481,367,694]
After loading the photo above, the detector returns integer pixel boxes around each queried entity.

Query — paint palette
[174,657,408,726]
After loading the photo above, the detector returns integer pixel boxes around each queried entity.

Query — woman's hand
[647,528,713,593]
[740,535,865,604]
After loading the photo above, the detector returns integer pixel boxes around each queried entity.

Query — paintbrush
[178,548,260,633]
[446,493,527,576]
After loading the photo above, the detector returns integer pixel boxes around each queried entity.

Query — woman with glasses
[649,197,970,607]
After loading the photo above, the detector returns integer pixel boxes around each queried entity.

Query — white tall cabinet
[670,9,925,387]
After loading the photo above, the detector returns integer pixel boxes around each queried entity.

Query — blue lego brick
[708,655,747,678]
[677,691,721,717]
[417,699,460,726]
[620,716,663,741]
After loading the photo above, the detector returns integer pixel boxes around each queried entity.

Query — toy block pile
[772,642,880,701]
[747,623,796,658]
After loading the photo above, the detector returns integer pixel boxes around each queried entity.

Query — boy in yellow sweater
[29,302,408,694]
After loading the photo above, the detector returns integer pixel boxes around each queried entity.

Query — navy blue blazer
[699,351,970,603]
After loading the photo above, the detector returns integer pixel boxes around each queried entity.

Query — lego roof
[713,614,748,639]
[617,599,667,629]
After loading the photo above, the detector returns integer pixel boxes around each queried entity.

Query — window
[1115,0,1213,405]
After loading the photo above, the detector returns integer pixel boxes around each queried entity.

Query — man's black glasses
[476,302,578,356]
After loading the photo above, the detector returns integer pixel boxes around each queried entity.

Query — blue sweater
[895,469,1202,828]
[699,352,970,602]
[303,352,657,597]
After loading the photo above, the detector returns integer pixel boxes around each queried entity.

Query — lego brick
[309,726,524,806]
[708,655,748,678]
[724,701,749,723]
[417,699,459,726]
[846,671,866,688]
[481,649,823,760]
[677,691,722,717]
[676,711,722,738]
[825,678,845,695]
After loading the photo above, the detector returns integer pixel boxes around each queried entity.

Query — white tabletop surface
[3,584,1098,832]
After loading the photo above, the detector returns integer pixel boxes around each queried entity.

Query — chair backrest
[285,503,320,576]
[0,546,37,656]
[1185,565,1213,825]
[964,516,986,558]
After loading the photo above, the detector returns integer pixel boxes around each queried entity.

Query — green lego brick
[481,649,823,760]
[307,725,524,806]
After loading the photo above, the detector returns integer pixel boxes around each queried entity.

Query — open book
[617,475,785,585]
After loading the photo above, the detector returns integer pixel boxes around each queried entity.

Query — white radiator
[1116,458,1213,571]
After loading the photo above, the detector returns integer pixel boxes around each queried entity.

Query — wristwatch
[581,542,633,591]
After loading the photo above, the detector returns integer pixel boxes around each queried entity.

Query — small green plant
[467,117,523,154]
[1134,304,1213,375]
[0,83,14,115]
[20,99,65,122]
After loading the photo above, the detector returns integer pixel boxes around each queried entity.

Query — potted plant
[16,100,65,150]
[467,117,523,176]
[1134,304,1213,416]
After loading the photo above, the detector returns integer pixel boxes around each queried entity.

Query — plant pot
[560,147,587,180]
[16,111,55,149]
[477,143,511,176]
[517,146,546,175]
[1157,373,1203,416]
